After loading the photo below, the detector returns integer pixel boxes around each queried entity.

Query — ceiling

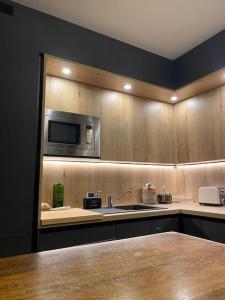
[14,0,225,59]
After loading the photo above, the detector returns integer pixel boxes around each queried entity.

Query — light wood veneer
[41,160,176,208]
[174,84,225,163]
[41,208,103,226]
[46,54,225,103]
[45,75,175,163]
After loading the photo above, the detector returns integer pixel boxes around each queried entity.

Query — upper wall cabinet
[45,76,175,163]
[174,85,225,163]
[43,55,225,164]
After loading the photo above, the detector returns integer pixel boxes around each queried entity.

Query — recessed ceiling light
[171,95,178,102]
[124,84,132,90]
[62,68,71,75]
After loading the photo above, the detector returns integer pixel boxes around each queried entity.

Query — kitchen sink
[88,207,129,214]
[88,204,167,215]
[115,204,167,211]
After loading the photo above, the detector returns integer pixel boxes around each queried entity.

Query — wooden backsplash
[41,161,176,207]
[175,163,225,201]
[42,160,225,206]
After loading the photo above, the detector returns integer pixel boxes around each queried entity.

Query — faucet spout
[107,188,133,208]
[108,195,113,208]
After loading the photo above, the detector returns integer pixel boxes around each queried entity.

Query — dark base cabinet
[180,215,204,238]
[37,216,180,252]
[181,215,225,244]
[117,216,180,239]
[202,218,225,243]
[37,215,225,252]
[37,223,117,251]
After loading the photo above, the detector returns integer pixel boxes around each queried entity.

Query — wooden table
[1,232,225,299]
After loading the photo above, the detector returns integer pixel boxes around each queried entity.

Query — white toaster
[199,186,225,206]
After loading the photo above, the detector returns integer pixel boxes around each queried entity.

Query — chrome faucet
[107,189,133,208]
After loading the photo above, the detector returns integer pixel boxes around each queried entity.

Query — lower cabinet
[180,215,205,238]
[37,215,180,251]
[117,215,180,239]
[37,215,225,252]
[202,218,225,243]
[37,223,117,251]
[181,215,225,244]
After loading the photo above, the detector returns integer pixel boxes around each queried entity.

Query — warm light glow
[62,68,71,75]
[124,84,132,90]
[171,95,178,102]
[43,157,225,168]
[176,159,225,167]
[43,157,174,168]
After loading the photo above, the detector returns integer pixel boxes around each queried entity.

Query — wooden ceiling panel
[45,54,225,103]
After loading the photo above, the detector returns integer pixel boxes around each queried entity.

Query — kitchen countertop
[2,232,225,299]
[40,202,225,228]
[41,208,103,226]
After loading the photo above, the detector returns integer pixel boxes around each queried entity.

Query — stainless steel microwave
[44,109,100,158]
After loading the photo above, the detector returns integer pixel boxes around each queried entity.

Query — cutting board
[41,208,103,226]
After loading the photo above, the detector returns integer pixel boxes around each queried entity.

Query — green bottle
[53,183,64,208]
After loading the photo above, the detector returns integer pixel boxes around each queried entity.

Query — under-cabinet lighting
[171,95,178,102]
[62,68,71,75]
[43,157,225,168]
[43,156,174,167]
[176,159,225,167]
[124,84,132,91]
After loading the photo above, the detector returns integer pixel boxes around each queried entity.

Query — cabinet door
[202,218,225,244]
[117,216,179,239]
[180,215,204,238]
[37,223,117,251]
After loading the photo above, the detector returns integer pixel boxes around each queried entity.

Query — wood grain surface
[175,162,225,201]
[1,232,225,300]
[46,55,174,103]
[41,208,103,226]
[45,75,225,164]
[46,55,225,103]
[45,75,175,163]
[41,160,176,207]
[174,84,225,163]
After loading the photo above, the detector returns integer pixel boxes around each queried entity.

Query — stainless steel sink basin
[88,207,129,214]
[115,204,167,211]
[88,204,167,215]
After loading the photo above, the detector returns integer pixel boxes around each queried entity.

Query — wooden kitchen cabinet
[45,76,175,163]
[174,85,225,163]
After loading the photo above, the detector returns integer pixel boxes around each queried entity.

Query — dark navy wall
[174,29,225,87]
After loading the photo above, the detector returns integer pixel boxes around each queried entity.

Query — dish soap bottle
[53,183,64,208]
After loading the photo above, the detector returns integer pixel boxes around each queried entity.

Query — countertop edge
[39,204,225,229]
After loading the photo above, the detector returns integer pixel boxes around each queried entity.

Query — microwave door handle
[86,125,94,145]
